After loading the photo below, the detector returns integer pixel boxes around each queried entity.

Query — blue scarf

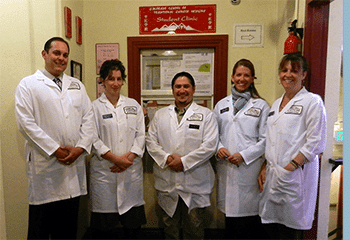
[231,86,251,115]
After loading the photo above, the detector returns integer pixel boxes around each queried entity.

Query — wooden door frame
[303,0,330,100]
[303,0,330,239]
[127,35,228,105]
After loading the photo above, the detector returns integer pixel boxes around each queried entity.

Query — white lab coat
[146,102,218,217]
[90,93,145,215]
[213,96,270,217]
[259,87,327,230]
[15,70,94,205]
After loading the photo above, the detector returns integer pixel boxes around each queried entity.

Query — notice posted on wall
[160,52,213,96]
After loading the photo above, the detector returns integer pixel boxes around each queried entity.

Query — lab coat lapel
[231,97,254,120]
[225,97,235,122]
[272,88,306,123]
[61,74,71,93]
[38,70,66,93]
[99,92,122,111]
[178,102,196,127]
[37,70,59,90]
[237,99,253,116]
[167,105,178,125]
[98,93,112,109]
[270,95,288,124]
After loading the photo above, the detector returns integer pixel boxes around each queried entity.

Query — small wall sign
[95,43,120,74]
[139,4,216,35]
[76,16,82,45]
[64,7,72,38]
[233,23,264,47]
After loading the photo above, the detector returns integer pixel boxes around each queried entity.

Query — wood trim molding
[306,0,330,5]
[303,1,330,238]
[303,0,330,99]
[127,35,228,105]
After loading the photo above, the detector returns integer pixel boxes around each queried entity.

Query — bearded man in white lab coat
[146,71,219,239]
[15,37,95,240]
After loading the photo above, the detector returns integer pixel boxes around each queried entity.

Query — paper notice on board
[159,52,213,96]
[183,53,213,95]
[160,60,182,89]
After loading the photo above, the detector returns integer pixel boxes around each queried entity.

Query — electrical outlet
[231,0,241,5]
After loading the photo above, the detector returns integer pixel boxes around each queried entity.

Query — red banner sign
[139,4,216,35]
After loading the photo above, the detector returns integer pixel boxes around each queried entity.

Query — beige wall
[1,1,56,239]
[82,0,298,105]
[0,0,84,239]
[0,0,319,239]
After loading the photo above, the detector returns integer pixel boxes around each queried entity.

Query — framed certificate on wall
[95,43,120,74]
[71,60,82,81]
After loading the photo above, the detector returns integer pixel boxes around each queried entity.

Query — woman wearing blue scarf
[213,59,270,239]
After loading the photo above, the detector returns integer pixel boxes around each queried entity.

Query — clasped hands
[55,146,83,166]
[217,148,243,167]
[102,151,136,173]
[166,154,184,172]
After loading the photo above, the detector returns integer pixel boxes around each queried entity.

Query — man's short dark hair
[171,71,196,89]
[44,37,70,53]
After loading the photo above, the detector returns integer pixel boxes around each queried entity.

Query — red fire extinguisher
[284,20,302,54]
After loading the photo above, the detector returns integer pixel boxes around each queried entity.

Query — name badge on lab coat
[187,113,203,121]
[68,82,81,90]
[189,124,200,129]
[123,106,137,115]
[285,105,303,115]
[102,113,113,119]
[220,107,229,114]
[244,107,261,117]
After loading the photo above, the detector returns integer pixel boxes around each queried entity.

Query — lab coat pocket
[130,158,143,182]
[153,165,172,191]
[127,125,137,139]
[31,150,63,174]
[236,132,259,151]
[184,123,203,151]
[185,163,214,194]
[68,90,84,111]
[270,166,302,204]
[126,113,137,125]
[91,155,113,173]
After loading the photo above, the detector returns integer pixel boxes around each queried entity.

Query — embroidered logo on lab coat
[68,82,81,90]
[220,107,229,114]
[285,105,303,115]
[187,113,203,121]
[102,113,113,119]
[244,107,261,117]
[123,106,137,115]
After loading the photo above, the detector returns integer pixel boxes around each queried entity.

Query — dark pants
[86,205,147,239]
[225,215,265,239]
[160,197,208,240]
[27,196,81,240]
[263,223,304,239]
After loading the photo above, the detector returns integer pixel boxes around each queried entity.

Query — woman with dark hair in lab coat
[88,59,146,239]
[258,53,327,239]
[213,59,270,239]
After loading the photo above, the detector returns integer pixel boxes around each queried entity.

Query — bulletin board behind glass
[141,48,215,123]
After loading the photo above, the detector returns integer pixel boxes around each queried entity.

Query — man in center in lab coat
[146,71,219,239]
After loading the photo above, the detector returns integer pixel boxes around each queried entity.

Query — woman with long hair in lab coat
[258,53,327,239]
[213,59,270,239]
[87,59,146,239]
